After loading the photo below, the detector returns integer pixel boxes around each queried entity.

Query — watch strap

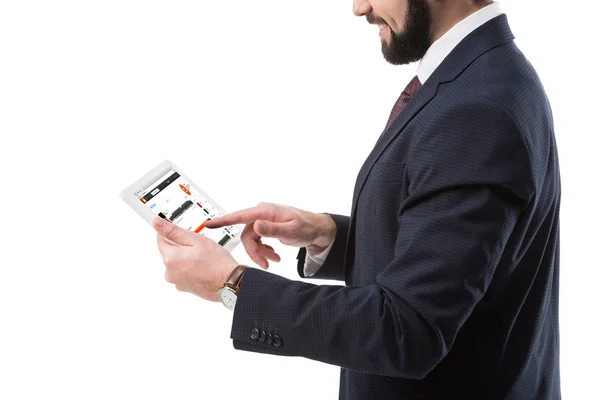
[225,265,249,291]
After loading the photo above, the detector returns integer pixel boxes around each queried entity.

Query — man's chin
[382,50,406,66]
[381,46,396,63]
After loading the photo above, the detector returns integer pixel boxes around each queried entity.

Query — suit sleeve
[230,101,535,379]
[296,214,350,281]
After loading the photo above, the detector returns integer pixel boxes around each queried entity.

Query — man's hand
[205,202,336,269]
[152,217,239,302]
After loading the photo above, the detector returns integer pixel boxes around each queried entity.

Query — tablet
[119,160,241,252]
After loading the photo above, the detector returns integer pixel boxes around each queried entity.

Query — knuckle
[164,223,178,237]
[288,221,301,236]
[164,271,175,284]
[164,252,182,269]
[257,203,274,220]
[164,255,175,268]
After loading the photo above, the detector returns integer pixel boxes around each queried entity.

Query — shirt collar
[417,2,504,84]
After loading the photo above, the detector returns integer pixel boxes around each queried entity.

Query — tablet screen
[134,168,240,247]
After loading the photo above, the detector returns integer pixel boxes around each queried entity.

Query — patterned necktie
[384,75,422,131]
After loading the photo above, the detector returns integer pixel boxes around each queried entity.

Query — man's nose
[353,0,373,17]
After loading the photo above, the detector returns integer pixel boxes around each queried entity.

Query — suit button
[265,333,273,345]
[258,330,267,342]
[273,335,282,348]
[251,328,259,341]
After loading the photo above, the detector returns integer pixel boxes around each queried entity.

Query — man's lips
[366,15,392,39]
[369,20,391,38]
[378,24,391,38]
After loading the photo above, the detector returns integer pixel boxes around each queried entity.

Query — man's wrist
[218,262,241,291]
[217,264,249,310]
[308,213,336,254]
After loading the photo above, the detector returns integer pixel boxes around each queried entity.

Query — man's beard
[370,0,432,65]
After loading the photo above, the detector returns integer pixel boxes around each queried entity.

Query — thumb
[254,220,292,239]
[152,217,196,246]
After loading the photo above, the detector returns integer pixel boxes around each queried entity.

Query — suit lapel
[351,80,438,208]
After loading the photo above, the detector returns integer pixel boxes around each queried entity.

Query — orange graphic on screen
[194,221,207,233]
[179,184,191,195]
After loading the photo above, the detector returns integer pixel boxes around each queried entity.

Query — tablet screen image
[120,160,241,251]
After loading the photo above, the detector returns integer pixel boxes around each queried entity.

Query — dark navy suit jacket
[230,15,561,399]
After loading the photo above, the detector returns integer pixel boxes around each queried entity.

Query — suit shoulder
[458,42,552,125]
[409,93,536,203]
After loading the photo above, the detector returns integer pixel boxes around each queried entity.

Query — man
[152,0,561,398]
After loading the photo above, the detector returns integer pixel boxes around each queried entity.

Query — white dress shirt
[303,2,504,278]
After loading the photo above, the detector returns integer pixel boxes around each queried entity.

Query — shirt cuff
[303,239,335,278]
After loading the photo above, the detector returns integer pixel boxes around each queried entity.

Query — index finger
[205,206,275,228]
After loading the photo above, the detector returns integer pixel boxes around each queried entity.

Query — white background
[0,1,598,398]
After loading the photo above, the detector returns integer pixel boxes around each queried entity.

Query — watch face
[219,287,237,310]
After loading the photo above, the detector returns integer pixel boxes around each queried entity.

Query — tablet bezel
[119,159,241,252]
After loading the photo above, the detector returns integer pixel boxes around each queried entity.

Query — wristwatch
[218,265,249,311]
